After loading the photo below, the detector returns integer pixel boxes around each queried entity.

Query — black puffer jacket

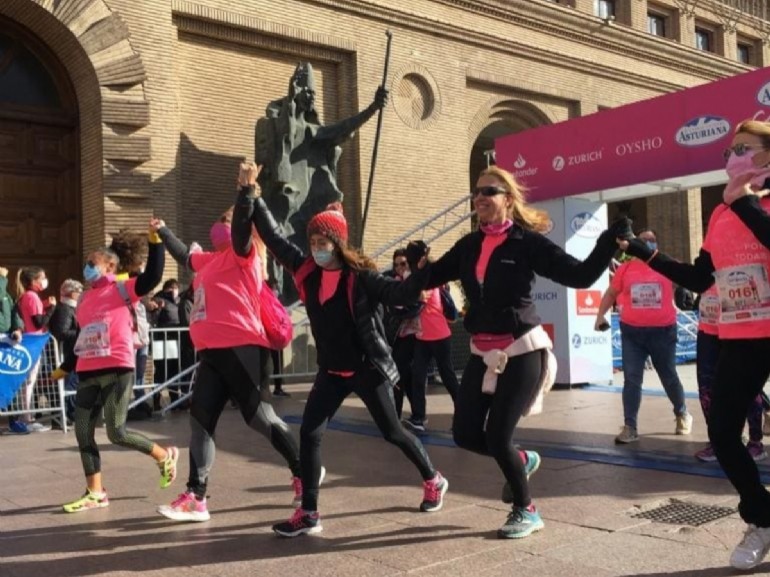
[427,223,621,338]
[246,191,427,385]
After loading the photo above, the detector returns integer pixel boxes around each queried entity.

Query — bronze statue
[255,62,388,300]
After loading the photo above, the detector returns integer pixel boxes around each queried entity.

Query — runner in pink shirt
[594,228,691,445]
[156,165,301,524]
[62,218,180,514]
[622,119,770,570]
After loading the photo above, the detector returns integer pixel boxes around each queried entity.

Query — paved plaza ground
[2,364,769,577]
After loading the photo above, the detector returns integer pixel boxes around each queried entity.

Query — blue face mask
[646,241,658,251]
[312,249,335,267]
[83,263,102,283]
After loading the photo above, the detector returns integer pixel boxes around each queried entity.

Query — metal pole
[359,30,393,247]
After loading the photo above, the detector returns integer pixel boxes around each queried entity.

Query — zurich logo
[758,81,770,107]
[675,115,731,147]
[571,333,581,349]
[611,331,621,350]
[0,344,33,376]
[570,212,602,239]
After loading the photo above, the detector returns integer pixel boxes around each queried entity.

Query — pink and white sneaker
[157,491,210,522]
[420,472,449,512]
[291,466,327,506]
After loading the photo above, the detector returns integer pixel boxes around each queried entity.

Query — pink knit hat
[209,222,231,251]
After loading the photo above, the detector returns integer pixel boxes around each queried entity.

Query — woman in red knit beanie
[239,162,448,538]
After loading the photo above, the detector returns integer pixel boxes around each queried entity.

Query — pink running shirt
[75,277,139,371]
[703,197,770,339]
[611,259,676,327]
[417,288,451,341]
[476,234,507,282]
[319,269,343,305]
[698,285,720,336]
[188,246,271,351]
[17,291,46,335]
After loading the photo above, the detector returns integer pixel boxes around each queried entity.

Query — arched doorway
[0,17,79,297]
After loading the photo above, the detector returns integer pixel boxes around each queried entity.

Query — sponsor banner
[610,312,698,368]
[495,67,770,200]
[0,333,50,410]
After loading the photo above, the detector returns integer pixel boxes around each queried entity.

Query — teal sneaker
[498,505,544,539]
[502,450,541,504]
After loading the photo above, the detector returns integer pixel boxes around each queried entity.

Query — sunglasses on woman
[473,186,507,197]
[723,143,766,161]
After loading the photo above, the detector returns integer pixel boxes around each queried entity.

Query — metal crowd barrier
[0,335,68,433]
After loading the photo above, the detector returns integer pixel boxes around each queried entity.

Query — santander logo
[513,154,526,169]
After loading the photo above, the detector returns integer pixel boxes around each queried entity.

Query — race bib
[715,264,770,323]
[630,282,662,309]
[74,321,111,359]
[191,286,207,323]
[698,294,720,326]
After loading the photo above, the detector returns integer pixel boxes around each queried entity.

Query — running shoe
[615,425,639,444]
[730,524,770,570]
[498,505,544,539]
[158,446,180,489]
[694,444,717,463]
[675,412,693,435]
[157,491,210,522]
[403,417,426,433]
[273,507,322,537]
[420,472,448,512]
[292,466,327,507]
[502,450,541,504]
[27,421,51,433]
[62,488,109,513]
[748,441,768,462]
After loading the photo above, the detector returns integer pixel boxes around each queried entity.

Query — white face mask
[38,278,49,291]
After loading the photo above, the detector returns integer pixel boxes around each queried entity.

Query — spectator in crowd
[151,279,183,406]
[50,279,83,425]
[595,228,692,444]
[0,266,25,434]
[403,281,459,433]
[15,266,55,432]
[383,249,423,419]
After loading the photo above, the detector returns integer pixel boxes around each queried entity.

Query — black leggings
[187,346,300,498]
[710,338,770,526]
[392,334,416,418]
[300,367,436,511]
[453,351,543,508]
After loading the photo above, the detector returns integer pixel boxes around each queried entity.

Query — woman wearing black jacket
[424,166,631,539]
[242,163,447,538]
[621,120,770,571]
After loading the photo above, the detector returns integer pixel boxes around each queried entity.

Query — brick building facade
[0,0,767,289]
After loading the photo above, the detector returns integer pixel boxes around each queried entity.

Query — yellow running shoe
[159,446,180,489]
[62,489,109,513]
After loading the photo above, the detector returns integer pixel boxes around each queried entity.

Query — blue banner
[611,312,699,369]
[0,334,50,410]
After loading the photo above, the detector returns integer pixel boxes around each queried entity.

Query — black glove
[607,217,634,241]
[372,86,389,110]
[623,237,655,261]
[405,240,429,271]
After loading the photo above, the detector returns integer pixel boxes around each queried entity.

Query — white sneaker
[675,412,693,435]
[615,425,638,444]
[730,524,770,570]
[27,422,51,433]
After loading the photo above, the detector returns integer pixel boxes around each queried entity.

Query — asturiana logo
[570,212,602,239]
[675,116,731,147]
[758,81,770,107]
[0,344,32,376]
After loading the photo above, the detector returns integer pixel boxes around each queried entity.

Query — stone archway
[468,98,554,189]
[0,0,152,255]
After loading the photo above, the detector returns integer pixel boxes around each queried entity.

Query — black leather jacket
[245,190,428,385]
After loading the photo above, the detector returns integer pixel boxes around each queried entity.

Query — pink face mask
[725,151,770,188]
